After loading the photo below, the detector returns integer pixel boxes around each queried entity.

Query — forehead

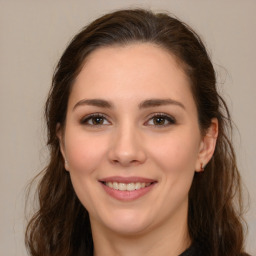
[69,43,195,109]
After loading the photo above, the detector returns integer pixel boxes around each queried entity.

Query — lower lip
[101,183,156,201]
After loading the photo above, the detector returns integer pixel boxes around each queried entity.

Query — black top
[179,243,203,256]
[77,240,250,256]
[179,244,251,256]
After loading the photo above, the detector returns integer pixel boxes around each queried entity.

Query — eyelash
[80,113,110,126]
[146,113,176,127]
[80,113,176,127]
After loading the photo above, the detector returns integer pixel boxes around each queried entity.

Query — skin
[58,43,218,256]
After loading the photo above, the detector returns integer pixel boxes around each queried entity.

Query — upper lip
[99,176,157,184]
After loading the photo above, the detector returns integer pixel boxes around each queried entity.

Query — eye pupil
[92,117,104,125]
[153,117,165,125]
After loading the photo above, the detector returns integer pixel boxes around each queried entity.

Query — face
[58,43,215,237]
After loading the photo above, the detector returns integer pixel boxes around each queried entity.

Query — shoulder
[179,243,204,256]
[179,244,251,256]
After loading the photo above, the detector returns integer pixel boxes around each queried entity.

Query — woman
[26,9,249,256]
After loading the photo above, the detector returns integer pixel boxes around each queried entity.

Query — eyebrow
[139,98,185,110]
[73,99,113,111]
[73,98,185,111]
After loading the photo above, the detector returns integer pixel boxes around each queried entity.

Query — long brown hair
[25,9,249,256]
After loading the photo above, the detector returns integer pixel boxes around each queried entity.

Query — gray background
[0,0,255,255]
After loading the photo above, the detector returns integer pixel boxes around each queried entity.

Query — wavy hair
[25,9,249,256]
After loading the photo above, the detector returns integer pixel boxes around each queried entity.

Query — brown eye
[91,116,104,125]
[81,114,110,126]
[146,114,176,127]
[153,116,166,125]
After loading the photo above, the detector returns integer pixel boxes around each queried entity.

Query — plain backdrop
[0,0,255,255]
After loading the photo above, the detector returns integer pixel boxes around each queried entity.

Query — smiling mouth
[102,181,153,191]
[99,177,157,200]
[98,176,158,201]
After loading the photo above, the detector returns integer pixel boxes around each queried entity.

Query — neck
[91,212,191,256]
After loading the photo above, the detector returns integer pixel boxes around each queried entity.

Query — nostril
[108,142,147,166]
[111,158,141,166]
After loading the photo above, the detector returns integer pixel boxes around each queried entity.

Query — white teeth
[135,182,141,190]
[118,183,126,191]
[105,182,151,191]
[106,182,113,188]
[113,182,118,190]
[127,183,135,191]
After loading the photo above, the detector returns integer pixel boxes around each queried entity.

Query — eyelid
[80,113,111,125]
[79,112,176,127]
[144,112,176,127]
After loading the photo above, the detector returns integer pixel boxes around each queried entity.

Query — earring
[64,159,69,171]
[200,163,204,172]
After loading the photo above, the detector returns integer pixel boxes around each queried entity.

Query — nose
[108,124,147,167]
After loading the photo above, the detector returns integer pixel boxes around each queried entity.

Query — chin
[108,222,150,237]
[100,209,153,236]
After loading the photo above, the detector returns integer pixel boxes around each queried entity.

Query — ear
[195,118,218,172]
[56,123,69,171]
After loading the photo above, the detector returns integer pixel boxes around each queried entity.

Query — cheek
[65,130,109,175]
[147,129,200,175]
[64,131,109,212]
